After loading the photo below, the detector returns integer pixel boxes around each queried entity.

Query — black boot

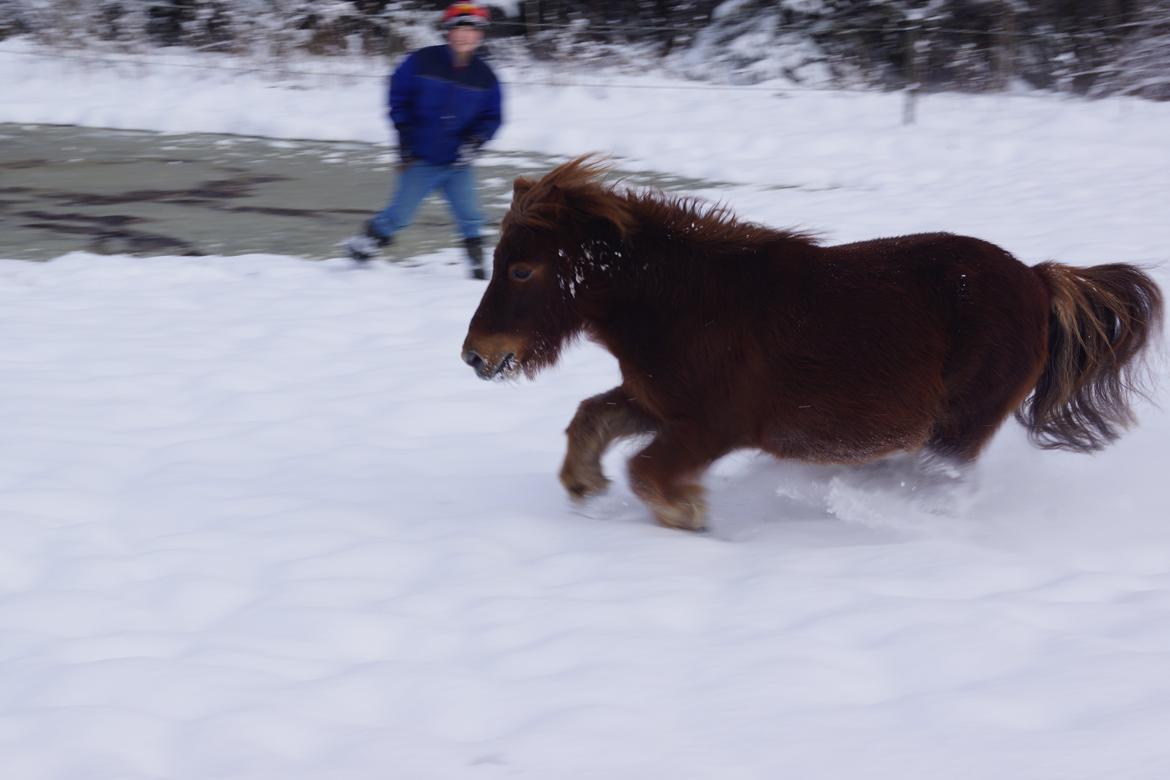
[464,236,486,280]
[367,221,390,241]
[344,221,391,263]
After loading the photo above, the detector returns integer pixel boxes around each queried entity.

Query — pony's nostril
[463,349,485,370]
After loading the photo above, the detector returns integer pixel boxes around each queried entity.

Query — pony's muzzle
[462,332,524,380]
[462,347,514,380]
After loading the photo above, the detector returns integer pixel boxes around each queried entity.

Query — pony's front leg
[627,429,724,532]
[560,386,656,501]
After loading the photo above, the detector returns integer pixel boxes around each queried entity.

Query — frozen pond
[0,123,718,262]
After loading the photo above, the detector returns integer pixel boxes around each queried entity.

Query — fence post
[525,0,541,41]
[994,0,1016,90]
[903,22,921,125]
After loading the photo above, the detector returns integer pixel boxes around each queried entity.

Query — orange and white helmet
[442,3,490,29]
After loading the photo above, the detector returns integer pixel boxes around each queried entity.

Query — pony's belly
[764,425,932,465]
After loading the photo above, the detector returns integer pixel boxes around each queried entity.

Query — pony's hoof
[648,493,708,532]
[559,465,610,501]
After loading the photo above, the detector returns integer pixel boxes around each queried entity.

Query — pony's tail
[1016,261,1163,452]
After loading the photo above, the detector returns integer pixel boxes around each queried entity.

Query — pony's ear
[556,184,633,240]
[512,176,535,202]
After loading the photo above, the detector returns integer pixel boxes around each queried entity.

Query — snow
[3,40,1170,779]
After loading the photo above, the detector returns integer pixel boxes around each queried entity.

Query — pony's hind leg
[560,386,657,501]
[627,428,724,532]
[927,368,1041,462]
[928,270,1047,462]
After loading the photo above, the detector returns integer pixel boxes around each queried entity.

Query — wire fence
[485,17,1160,41]
[0,45,865,94]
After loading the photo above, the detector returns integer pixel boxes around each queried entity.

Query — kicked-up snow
[2,39,1170,780]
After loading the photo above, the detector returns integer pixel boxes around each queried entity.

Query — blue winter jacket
[388,44,502,166]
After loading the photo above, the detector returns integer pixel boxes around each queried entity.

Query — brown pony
[462,157,1163,531]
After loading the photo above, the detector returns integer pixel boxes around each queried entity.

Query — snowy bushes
[2,0,1168,99]
[0,0,417,56]
[684,0,1170,98]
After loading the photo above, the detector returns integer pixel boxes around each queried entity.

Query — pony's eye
[511,266,533,281]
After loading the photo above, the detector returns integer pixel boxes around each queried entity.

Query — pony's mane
[503,156,634,237]
[628,191,819,249]
[504,154,819,249]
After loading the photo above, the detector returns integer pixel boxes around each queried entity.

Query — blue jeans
[369,162,482,242]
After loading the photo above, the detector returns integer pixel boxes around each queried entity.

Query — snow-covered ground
[2,41,1170,779]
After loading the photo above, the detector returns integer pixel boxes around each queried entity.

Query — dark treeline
[2,1,1168,98]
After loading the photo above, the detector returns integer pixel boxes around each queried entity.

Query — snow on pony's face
[462,160,630,382]
[461,223,579,382]
[461,175,594,381]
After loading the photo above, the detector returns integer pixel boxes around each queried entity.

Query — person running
[345,2,502,279]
